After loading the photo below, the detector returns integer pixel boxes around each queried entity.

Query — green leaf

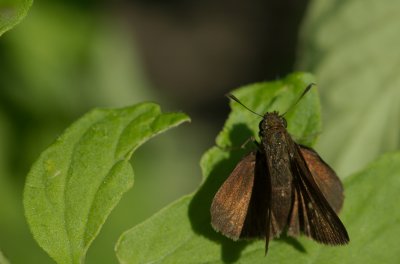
[23,103,189,264]
[0,0,32,36]
[298,0,400,177]
[116,72,326,263]
[119,151,400,263]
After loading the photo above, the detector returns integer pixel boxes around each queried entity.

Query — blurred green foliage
[0,0,32,36]
[1,0,400,263]
[0,2,203,263]
[299,0,400,177]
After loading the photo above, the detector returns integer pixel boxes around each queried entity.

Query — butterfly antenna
[281,83,316,116]
[226,94,263,117]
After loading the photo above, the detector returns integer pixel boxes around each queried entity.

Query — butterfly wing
[299,145,344,213]
[239,151,270,238]
[288,143,349,245]
[210,151,257,240]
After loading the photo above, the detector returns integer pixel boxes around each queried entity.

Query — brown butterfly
[210,85,349,254]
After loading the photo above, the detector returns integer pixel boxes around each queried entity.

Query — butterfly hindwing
[239,151,270,241]
[288,143,349,245]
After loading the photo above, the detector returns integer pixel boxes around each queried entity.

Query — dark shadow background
[123,0,310,122]
[0,0,309,263]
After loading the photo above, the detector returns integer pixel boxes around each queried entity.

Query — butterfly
[210,85,349,254]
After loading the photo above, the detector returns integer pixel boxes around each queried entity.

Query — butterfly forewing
[299,145,344,213]
[210,152,257,240]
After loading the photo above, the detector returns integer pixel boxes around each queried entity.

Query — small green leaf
[116,73,325,263]
[0,0,32,36]
[215,72,319,150]
[298,0,400,177]
[23,103,189,264]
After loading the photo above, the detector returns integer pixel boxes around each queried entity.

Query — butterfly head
[259,111,287,136]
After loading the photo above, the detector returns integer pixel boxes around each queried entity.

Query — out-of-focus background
[0,1,308,263]
[1,0,399,263]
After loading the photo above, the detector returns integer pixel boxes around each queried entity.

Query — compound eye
[258,120,263,130]
[282,118,287,128]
